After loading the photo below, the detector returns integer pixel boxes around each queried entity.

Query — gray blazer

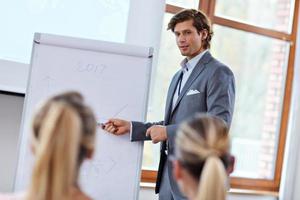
[131,51,235,195]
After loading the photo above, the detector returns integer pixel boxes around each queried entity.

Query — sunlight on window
[215,0,295,33]
[212,25,289,179]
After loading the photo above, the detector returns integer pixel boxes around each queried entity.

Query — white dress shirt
[172,50,208,110]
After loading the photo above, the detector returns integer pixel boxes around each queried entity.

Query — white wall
[140,187,158,200]
[125,0,166,112]
[0,93,24,192]
[0,60,29,93]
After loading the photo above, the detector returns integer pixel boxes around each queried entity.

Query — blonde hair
[26,91,96,200]
[175,114,230,200]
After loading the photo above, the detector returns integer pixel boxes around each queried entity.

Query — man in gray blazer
[103,9,235,200]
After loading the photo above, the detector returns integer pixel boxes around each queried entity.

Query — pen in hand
[98,122,119,134]
[97,122,106,129]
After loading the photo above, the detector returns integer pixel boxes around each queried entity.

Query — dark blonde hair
[168,9,213,49]
[27,91,96,200]
[175,114,230,200]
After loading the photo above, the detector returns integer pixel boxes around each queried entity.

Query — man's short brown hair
[168,9,213,49]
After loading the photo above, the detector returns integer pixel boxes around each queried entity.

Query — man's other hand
[146,125,167,144]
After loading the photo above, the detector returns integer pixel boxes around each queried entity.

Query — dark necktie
[177,71,184,96]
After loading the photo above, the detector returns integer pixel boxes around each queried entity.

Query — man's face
[174,19,206,60]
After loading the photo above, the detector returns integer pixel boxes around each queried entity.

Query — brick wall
[258,0,291,178]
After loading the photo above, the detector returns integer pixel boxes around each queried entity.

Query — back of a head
[175,114,230,200]
[27,91,97,200]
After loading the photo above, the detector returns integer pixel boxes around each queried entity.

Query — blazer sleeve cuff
[131,121,151,141]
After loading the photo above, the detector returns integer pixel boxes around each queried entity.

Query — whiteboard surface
[15,33,152,200]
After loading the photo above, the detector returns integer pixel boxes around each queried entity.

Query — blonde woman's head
[28,91,96,200]
[173,114,233,200]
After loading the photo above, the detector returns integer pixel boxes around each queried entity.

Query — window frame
[141,0,300,192]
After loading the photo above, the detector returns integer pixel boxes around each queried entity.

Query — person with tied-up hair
[171,114,235,200]
[0,91,97,200]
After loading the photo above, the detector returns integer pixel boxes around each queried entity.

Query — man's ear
[227,155,235,175]
[201,29,208,40]
[172,160,183,181]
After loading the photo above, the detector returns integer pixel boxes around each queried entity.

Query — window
[212,25,289,179]
[215,0,294,33]
[142,0,299,192]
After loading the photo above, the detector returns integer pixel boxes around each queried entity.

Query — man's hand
[146,125,167,144]
[102,118,130,135]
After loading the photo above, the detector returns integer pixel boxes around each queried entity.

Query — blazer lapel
[164,70,182,123]
[171,51,212,115]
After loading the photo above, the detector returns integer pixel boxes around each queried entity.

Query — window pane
[215,0,295,33]
[0,0,129,63]
[166,0,199,9]
[211,25,289,179]
[142,13,181,170]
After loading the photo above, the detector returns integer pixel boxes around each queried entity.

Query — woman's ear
[172,160,183,181]
[227,155,235,175]
[86,149,94,159]
[30,143,35,155]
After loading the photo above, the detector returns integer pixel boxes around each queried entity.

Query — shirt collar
[180,49,209,73]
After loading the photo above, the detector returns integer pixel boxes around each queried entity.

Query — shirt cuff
[129,122,133,141]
